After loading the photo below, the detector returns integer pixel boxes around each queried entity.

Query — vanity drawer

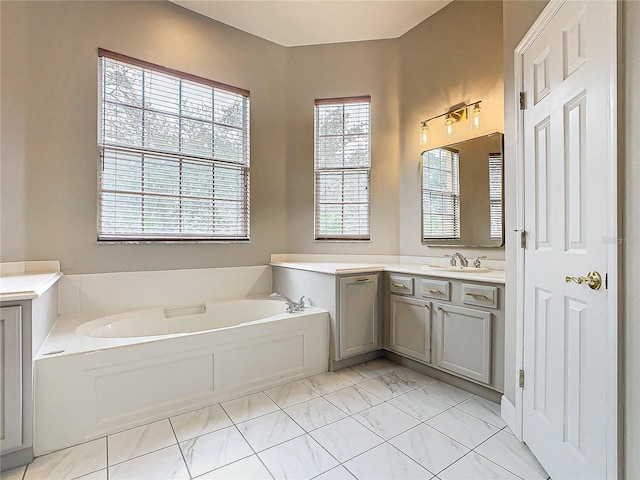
[419,279,450,301]
[461,284,499,309]
[389,275,414,295]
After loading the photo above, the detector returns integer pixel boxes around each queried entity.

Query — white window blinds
[314,97,371,240]
[97,49,250,242]
[489,152,503,239]
[422,147,460,239]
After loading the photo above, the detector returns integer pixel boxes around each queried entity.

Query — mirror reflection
[421,132,504,247]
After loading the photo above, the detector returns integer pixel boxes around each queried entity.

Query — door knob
[565,271,602,290]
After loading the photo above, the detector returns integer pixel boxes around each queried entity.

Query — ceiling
[169,0,453,47]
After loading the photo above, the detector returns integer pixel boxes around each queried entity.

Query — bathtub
[34,298,329,455]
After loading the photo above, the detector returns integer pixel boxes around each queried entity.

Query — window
[314,96,371,240]
[422,147,460,239]
[97,49,250,242]
[489,152,503,239]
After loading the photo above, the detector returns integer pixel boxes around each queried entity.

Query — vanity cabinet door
[389,295,431,363]
[0,306,23,453]
[338,275,380,359]
[433,303,491,384]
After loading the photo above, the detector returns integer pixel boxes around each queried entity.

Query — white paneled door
[519,1,617,478]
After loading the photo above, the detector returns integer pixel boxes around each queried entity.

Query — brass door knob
[565,271,602,290]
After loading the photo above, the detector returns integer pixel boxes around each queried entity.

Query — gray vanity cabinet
[1,285,59,471]
[433,303,492,384]
[1,306,23,454]
[338,275,380,358]
[389,296,431,363]
[385,272,504,393]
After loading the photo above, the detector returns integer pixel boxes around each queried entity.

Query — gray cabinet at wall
[1,306,23,454]
[385,273,504,393]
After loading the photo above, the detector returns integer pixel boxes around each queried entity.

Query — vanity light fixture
[419,100,482,144]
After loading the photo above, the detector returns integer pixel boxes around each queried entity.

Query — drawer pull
[391,283,406,288]
[466,292,488,300]
[437,306,444,311]
[426,288,442,294]
[355,278,370,282]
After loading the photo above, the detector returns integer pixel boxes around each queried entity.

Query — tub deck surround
[58,265,272,318]
[0,261,62,301]
[34,299,330,455]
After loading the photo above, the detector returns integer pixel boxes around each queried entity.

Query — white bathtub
[34,299,329,455]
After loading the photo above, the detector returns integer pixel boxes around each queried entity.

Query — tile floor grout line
[105,435,110,480]
[450,404,506,429]
[167,414,192,479]
[230,421,276,480]
[470,448,528,480]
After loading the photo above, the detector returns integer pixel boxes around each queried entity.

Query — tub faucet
[446,252,469,267]
[270,293,305,313]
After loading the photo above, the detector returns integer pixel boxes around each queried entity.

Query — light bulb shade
[420,123,429,145]
[471,104,481,129]
[445,115,454,137]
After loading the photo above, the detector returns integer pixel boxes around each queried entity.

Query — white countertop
[270,261,505,284]
[0,261,63,301]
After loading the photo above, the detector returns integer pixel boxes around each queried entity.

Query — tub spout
[270,293,305,312]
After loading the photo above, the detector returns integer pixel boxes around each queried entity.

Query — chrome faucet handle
[444,254,457,266]
[473,256,488,268]
[296,296,306,310]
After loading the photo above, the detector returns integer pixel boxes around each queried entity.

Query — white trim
[513,0,619,477]
[500,395,517,435]
[605,3,620,477]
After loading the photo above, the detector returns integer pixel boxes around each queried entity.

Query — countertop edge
[0,271,63,302]
[270,262,505,284]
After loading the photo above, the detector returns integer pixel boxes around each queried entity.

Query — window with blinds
[314,97,371,240]
[97,49,250,242]
[422,147,460,239]
[489,152,503,239]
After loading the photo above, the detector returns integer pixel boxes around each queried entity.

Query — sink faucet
[270,293,305,313]
[446,252,469,267]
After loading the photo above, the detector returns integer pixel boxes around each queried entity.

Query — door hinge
[519,369,525,388]
[520,230,527,249]
[519,91,527,110]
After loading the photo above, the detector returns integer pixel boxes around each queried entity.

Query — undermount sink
[424,265,491,273]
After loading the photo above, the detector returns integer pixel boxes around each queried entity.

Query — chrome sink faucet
[270,293,305,313]
[446,252,469,267]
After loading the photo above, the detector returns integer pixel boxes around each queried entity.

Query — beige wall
[501,0,549,405]
[623,2,639,478]
[0,1,28,262]
[398,1,505,261]
[1,1,508,274]
[284,40,400,255]
[0,1,289,274]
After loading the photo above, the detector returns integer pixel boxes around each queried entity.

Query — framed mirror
[421,132,504,247]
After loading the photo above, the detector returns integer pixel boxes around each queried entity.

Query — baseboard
[330,350,383,372]
[501,395,518,436]
[1,447,33,472]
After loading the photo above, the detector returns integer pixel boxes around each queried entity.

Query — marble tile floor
[3,358,550,480]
